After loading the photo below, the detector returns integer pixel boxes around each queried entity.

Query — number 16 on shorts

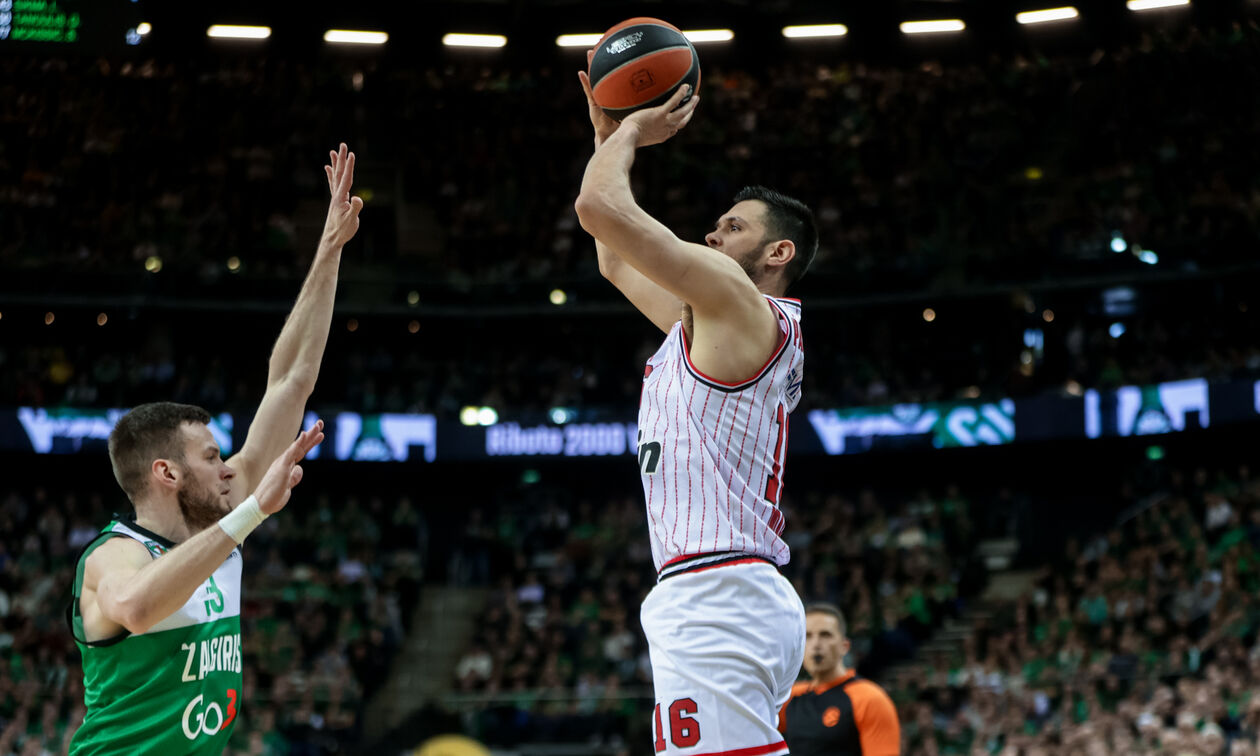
[654,697,701,751]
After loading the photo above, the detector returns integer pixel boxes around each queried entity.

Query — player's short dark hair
[805,602,847,637]
[733,185,818,289]
[108,402,212,502]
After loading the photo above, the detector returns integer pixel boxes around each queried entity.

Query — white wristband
[217,495,268,544]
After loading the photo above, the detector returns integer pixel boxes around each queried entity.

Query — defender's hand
[619,85,699,149]
[579,50,620,148]
[253,420,324,515]
[323,143,364,247]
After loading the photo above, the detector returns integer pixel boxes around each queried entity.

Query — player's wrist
[217,495,269,544]
[616,119,644,144]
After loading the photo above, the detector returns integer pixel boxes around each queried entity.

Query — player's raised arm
[225,145,362,503]
[574,87,782,382]
[578,57,682,334]
[86,423,323,637]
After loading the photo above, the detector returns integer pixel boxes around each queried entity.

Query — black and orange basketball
[588,17,700,121]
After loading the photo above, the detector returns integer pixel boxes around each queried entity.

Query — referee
[778,603,901,755]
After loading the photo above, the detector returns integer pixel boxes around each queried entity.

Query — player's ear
[151,458,181,491]
[766,239,795,271]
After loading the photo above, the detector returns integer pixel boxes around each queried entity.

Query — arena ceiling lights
[324,30,389,45]
[682,29,735,44]
[442,33,508,48]
[900,19,967,34]
[1015,7,1080,24]
[556,33,603,48]
[555,29,733,48]
[1126,0,1190,9]
[782,24,849,39]
[206,25,271,40]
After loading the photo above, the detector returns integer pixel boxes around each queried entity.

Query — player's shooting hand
[253,420,324,515]
[579,50,620,148]
[620,84,698,149]
[323,143,364,248]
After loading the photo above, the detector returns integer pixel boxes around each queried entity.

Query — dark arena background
[4,0,1260,753]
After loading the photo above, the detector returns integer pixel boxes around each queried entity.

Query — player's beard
[735,243,763,282]
[177,475,227,534]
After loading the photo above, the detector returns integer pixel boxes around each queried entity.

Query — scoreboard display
[0,0,144,50]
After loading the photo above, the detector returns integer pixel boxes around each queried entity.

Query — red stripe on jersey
[765,403,787,504]
[696,386,713,552]
[658,551,724,570]
[647,361,670,556]
[676,381,699,549]
[721,390,748,553]
[742,367,780,552]
[664,366,682,554]
[767,509,785,536]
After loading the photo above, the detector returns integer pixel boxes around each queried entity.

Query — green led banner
[807,399,1016,455]
[0,378,1258,461]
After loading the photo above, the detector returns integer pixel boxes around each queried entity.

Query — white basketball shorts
[640,558,806,756]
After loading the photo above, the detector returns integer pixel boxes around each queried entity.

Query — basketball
[588,17,700,121]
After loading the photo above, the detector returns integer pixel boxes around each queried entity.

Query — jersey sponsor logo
[180,689,239,740]
[786,369,802,403]
[637,430,662,475]
[823,705,841,727]
[180,632,243,682]
[143,540,167,558]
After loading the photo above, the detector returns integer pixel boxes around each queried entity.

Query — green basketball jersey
[67,520,244,755]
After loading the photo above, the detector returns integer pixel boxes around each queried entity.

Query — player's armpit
[852,681,902,756]
[83,537,153,639]
[595,239,681,334]
[576,197,779,381]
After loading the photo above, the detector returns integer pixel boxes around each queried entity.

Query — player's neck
[132,498,194,543]
[813,667,853,686]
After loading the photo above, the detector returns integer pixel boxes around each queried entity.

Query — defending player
[779,604,901,755]
[66,144,363,754]
[576,66,815,755]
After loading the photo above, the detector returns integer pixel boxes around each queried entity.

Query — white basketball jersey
[637,296,804,577]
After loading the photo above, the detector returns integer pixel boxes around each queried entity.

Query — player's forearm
[102,526,239,634]
[266,237,343,393]
[595,238,626,279]
[576,123,641,228]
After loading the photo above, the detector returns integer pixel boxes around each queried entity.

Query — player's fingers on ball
[586,49,594,65]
